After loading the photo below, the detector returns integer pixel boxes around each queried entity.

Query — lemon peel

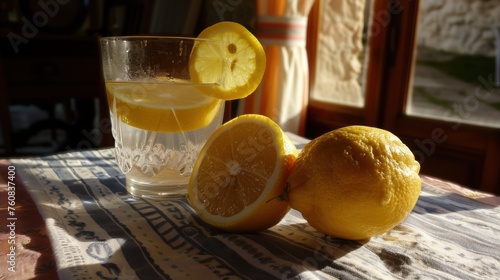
[287,125,421,240]
[188,114,297,232]
[189,21,266,100]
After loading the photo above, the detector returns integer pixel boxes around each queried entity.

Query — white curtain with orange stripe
[238,0,315,135]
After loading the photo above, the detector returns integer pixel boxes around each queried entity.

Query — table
[1,135,499,280]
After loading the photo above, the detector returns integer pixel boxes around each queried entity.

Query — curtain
[238,0,315,135]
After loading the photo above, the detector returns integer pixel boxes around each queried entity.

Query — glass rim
[100,36,222,43]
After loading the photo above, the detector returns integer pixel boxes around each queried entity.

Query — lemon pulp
[106,80,222,132]
[189,21,266,100]
[188,114,297,232]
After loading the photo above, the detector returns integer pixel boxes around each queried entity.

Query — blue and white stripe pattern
[13,148,500,280]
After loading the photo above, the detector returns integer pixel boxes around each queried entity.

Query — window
[407,0,500,129]
[306,0,500,194]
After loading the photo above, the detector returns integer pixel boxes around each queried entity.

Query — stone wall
[418,0,500,56]
[309,0,365,107]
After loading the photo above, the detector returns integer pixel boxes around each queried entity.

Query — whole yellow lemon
[287,125,421,240]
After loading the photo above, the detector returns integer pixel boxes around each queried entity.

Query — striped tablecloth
[6,143,500,280]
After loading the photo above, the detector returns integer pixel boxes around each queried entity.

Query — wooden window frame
[305,0,500,194]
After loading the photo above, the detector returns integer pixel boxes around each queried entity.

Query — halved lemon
[106,80,222,132]
[188,114,297,232]
[189,21,266,100]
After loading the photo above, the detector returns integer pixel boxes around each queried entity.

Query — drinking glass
[100,36,225,199]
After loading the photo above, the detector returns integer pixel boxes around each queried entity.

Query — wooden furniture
[0,35,113,156]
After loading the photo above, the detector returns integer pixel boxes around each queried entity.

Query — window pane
[407,0,500,128]
[309,0,371,108]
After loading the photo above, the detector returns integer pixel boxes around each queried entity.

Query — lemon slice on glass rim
[189,21,266,100]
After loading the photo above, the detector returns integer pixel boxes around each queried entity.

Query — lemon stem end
[266,183,290,203]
